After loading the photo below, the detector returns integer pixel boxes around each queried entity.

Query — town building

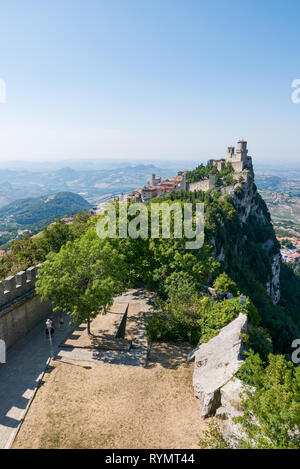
[290,253,300,263]
[207,158,226,171]
[125,140,253,202]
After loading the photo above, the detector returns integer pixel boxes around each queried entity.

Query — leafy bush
[236,352,300,449]
[147,270,257,346]
[235,185,244,198]
[201,352,300,449]
[197,297,244,344]
[146,271,203,345]
[213,272,238,295]
[241,324,273,362]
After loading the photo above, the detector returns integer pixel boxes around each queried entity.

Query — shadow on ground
[147,342,194,369]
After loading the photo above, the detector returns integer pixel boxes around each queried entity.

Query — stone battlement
[0,264,42,311]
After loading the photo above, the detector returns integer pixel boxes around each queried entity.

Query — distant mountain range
[0,158,197,172]
[0,164,176,208]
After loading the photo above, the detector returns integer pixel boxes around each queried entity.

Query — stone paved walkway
[0,311,73,449]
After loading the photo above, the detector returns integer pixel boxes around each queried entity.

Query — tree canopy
[36,228,127,333]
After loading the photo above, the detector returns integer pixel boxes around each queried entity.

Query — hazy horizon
[0,156,300,174]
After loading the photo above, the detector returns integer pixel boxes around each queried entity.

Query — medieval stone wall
[189,179,210,192]
[189,175,216,192]
[0,265,53,349]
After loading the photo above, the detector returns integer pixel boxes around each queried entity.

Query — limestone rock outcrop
[216,377,246,447]
[267,253,281,304]
[187,313,247,418]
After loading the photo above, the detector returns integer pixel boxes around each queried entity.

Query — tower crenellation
[227,146,235,159]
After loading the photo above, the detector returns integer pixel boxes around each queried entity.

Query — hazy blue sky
[0,0,300,164]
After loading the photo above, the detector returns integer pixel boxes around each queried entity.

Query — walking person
[50,317,55,331]
[59,314,64,328]
[45,324,55,340]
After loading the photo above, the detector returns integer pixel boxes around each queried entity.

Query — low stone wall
[0,265,53,349]
[189,180,210,192]
[115,304,129,339]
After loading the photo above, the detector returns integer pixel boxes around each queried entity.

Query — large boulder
[216,377,248,448]
[216,377,244,420]
[187,313,247,418]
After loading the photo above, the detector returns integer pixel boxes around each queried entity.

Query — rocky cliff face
[266,253,281,304]
[214,167,281,305]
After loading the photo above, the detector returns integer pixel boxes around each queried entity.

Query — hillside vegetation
[0,211,91,278]
[0,192,91,225]
[0,192,91,248]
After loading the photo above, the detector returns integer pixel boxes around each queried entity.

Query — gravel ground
[13,342,206,449]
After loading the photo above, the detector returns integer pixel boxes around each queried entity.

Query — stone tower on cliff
[226,140,252,172]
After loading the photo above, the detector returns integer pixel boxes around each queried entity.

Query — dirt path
[13,343,206,449]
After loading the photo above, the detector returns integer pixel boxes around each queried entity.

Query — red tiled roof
[290,253,300,259]
[166,175,182,182]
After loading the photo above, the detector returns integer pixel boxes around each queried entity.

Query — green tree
[213,272,238,295]
[38,220,71,255]
[36,229,126,334]
[164,271,198,304]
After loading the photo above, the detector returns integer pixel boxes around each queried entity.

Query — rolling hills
[0,192,91,248]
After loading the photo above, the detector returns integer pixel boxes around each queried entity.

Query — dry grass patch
[13,343,206,449]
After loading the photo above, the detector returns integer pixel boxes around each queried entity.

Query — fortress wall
[0,265,53,349]
[189,179,210,192]
[189,175,216,193]
[231,161,244,172]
